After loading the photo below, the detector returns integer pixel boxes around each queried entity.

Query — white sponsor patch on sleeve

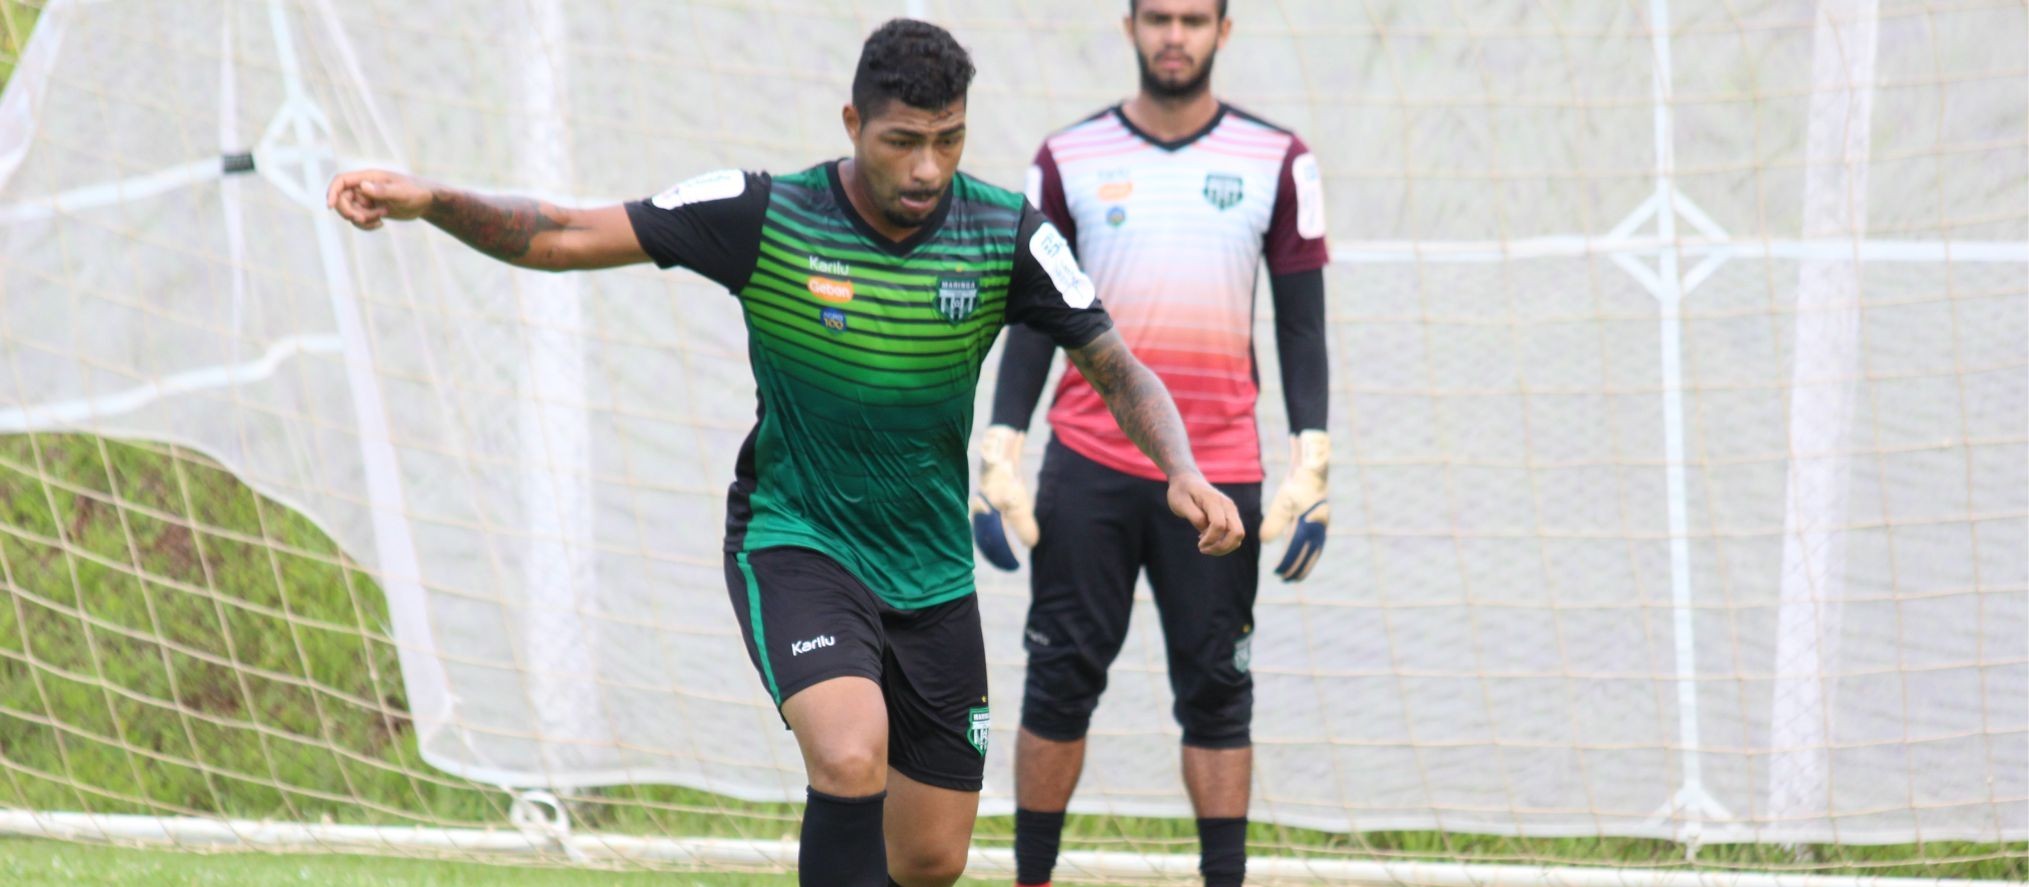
[1029,222,1095,309]
[1025,164,1044,206]
[1292,152,1327,240]
[650,168,746,210]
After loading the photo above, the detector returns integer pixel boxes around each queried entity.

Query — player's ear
[1216,12,1233,48]
[843,103,862,142]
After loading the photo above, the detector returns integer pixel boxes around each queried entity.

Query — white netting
[0,0,2022,850]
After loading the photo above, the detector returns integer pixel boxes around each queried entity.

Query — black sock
[1197,816,1247,887]
[800,787,887,887]
[1014,807,1067,886]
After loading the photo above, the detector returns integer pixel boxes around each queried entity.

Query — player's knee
[1021,651,1108,741]
[803,739,886,796]
[888,839,968,887]
[1175,675,1253,748]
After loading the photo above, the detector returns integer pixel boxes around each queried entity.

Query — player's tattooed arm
[325,169,648,270]
[1064,330,1200,479]
[421,190,572,264]
[1066,330,1245,556]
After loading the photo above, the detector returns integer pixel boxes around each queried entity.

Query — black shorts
[1020,439,1263,749]
[724,546,991,792]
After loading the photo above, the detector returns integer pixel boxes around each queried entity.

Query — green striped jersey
[625,161,1112,608]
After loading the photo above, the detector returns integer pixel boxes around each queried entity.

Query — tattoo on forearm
[1071,333,1200,478]
[422,189,570,264]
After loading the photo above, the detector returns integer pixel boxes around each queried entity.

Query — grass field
[0,1,2022,883]
[0,838,1001,886]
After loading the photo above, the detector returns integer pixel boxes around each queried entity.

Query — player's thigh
[1144,481,1264,743]
[880,592,992,794]
[885,768,979,885]
[781,675,888,795]
[1025,440,1155,661]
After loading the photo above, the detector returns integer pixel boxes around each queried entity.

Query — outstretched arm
[1064,329,1245,556]
[326,169,649,271]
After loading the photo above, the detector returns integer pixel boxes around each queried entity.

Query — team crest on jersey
[1106,205,1127,227]
[820,307,848,334]
[936,271,980,324]
[967,705,991,756]
[1203,172,1244,211]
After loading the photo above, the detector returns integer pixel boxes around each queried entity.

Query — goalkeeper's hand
[1260,430,1330,582]
[970,425,1040,571]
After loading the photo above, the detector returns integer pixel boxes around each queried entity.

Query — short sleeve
[1007,202,1112,349]
[1265,135,1330,276]
[623,169,771,291]
[1026,142,1076,250]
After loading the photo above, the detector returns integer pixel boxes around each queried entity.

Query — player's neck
[1122,90,1220,143]
[837,159,919,244]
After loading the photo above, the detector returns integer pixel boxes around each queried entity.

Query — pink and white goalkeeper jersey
[1028,105,1330,483]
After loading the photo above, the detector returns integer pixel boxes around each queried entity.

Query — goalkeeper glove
[1260,430,1330,582]
[970,425,1040,571]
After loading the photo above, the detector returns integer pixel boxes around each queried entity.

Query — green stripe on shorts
[736,552,781,705]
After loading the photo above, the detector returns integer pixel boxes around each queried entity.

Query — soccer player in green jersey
[326,19,1244,887]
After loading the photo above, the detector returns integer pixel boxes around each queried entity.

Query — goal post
[0,0,2022,881]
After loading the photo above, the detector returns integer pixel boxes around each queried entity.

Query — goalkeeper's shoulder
[1222,103,1316,151]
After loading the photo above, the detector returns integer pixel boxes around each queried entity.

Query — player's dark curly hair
[852,19,976,119]
[1128,0,1229,16]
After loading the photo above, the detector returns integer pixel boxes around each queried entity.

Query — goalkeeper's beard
[1137,47,1217,101]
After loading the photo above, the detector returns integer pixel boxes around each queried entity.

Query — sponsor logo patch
[807,255,851,278]
[821,307,848,334]
[807,276,854,303]
[1203,172,1244,211]
[791,634,835,656]
[1097,181,1134,202]
[1029,222,1095,309]
[1292,152,1327,239]
[650,168,745,210]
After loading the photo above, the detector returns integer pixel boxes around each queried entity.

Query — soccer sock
[1197,816,1247,887]
[800,787,887,887]
[1014,807,1067,886]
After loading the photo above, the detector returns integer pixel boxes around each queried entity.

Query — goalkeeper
[973,1,1331,884]
[327,19,1243,887]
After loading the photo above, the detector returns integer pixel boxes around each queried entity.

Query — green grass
[0,837,999,886]
[0,0,39,87]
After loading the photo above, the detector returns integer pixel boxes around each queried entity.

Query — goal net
[0,0,2022,879]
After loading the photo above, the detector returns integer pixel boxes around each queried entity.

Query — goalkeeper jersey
[1028,104,1330,483]
[626,161,1112,608]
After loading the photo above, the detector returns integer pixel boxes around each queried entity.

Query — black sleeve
[1006,202,1112,349]
[622,169,770,291]
[989,323,1058,430]
[1271,267,1330,432]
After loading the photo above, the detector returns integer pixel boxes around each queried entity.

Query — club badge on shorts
[967,705,991,756]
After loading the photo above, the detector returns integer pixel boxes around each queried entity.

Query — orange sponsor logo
[807,276,854,303]
[1097,181,1134,202]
